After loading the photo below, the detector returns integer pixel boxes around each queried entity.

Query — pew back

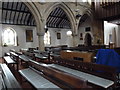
[28,60,91,88]
[53,56,117,86]
[0,64,21,89]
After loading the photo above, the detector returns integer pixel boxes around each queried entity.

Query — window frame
[44,31,51,45]
[2,27,17,47]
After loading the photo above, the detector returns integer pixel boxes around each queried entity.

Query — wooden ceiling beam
[13,2,18,24]
[2,8,30,13]
[9,2,14,23]
[16,2,22,24]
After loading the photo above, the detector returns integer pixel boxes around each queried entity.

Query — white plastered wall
[104,21,120,47]
[77,16,93,45]
[45,28,73,47]
[0,24,38,57]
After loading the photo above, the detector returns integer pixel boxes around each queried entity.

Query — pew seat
[49,64,114,88]
[35,53,48,60]
[5,52,10,56]
[0,64,21,89]
[28,60,91,88]
[3,56,18,70]
[19,55,32,62]
[19,67,61,89]
[19,55,32,68]
[4,56,16,64]
[35,53,49,63]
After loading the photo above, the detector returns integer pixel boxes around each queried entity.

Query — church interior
[0,0,120,89]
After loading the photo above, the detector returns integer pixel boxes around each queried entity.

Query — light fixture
[67,31,72,36]
[76,14,81,19]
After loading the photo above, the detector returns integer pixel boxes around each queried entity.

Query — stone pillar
[72,20,79,47]
[36,17,46,51]
[37,32,45,51]
[73,36,78,46]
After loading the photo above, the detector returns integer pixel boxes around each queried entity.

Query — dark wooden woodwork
[1,23,36,26]
[0,64,21,89]
[13,2,18,24]
[28,60,91,88]
[9,2,14,23]
[94,1,120,23]
[22,51,35,60]
[5,2,9,23]
[20,6,26,24]
[27,14,32,25]
[2,7,30,13]
[46,7,71,29]
[3,56,18,71]
[16,3,22,25]
[53,56,117,87]
[2,2,36,26]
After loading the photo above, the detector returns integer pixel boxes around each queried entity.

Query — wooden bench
[19,54,32,68]
[27,60,91,88]
[53,56,117,88]
[0,64,21,89]
[3,56,18,70]
[22,51,35,60]
[10,51,20,70]
[49,64,114,88]
[5,53,10,56]
[19,67,61,89]
[34,53,49,63]
[60,50,94,62]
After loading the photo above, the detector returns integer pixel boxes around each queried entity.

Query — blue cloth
[96,49,120,73]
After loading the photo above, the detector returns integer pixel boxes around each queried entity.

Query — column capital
[37,32,44,36]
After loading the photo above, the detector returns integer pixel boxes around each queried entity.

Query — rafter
[2,2,36,26]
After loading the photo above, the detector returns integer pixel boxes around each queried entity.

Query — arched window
[44,31,50,45]
[2,28,17,46]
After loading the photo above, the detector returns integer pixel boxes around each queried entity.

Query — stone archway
[78,9,97,46]
[44,2,77,46]
[79,9,104,45]
[45,3,76,32]
[22,1,45,50]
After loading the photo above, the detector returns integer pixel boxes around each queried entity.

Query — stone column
[37,32,45,51]
[36,17,46,51]
[72,19,79,47]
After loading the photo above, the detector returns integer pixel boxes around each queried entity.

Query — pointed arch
[2,27,17,46]
[22,1,42,33]
[44,2,76,33]
[78,9,93,27]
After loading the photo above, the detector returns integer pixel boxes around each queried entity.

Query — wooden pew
[60,50,94,62]
[53,56,117,88]
[19,54,32,68]
[19,67,60,89]
[10,51,19,70]
[27,60,91,88]
[0,64,21,89]
[34,53,49,63]
[22,51,35,60]
[3,56,18,71]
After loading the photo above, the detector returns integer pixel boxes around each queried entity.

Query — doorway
[85,33,92,46]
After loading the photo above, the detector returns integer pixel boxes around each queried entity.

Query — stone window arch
[44,30,50,45]
[2,27,17,46]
